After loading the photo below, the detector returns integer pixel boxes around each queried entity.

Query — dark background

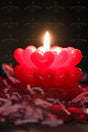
[0,1,88,131]
[0,0,88,72]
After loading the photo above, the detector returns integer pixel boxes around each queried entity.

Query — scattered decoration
[0,64,88,127]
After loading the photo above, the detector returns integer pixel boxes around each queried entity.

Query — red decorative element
[49,105,69,120]
[31,51,55,69]
[68,107,86,120]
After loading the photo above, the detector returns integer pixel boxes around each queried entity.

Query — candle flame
[44,32,50,51]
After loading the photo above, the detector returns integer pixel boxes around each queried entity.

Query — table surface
[0,123,88,132]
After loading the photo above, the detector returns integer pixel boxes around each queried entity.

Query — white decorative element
[27,84,35,94]
[24,106,33,117]
[47,98,71,115]
[2,104,25,116]
[32,87,44,95]
[3,88,9,93]
[32,108,43,120]
[2,64,13,74]
[42,118,64,127]
[58,99,71,115]
[47,98,60,104]
[83,108,88,115]
[15,118,38,125]
[11,95,20,101]
[27,84,45,95]
[2,64,20,84]
[5,93,11,99]
[7,74,20,84]
[0,99,12,113]
[12,92,22,99]
[35,98,52,108]
[70,91,88,105]
[3,79,10,88]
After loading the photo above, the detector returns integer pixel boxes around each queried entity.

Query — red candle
[14,32,82,97]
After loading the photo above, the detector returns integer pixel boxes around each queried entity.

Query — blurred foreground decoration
[0,64,88,127]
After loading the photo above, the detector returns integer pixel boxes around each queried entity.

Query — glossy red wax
[14,45,82,98]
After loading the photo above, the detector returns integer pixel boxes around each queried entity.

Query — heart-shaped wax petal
[51,46,62,54]
[54,68,69,87]
[33,70,44,87]
[31,51,55,69]
[56,50,69,67]
[33,70,55,88]
[14,65,35,86]
[68,67,82,85]
[24,46,36,63]
[14,48,24,64]
[70,49,82,66]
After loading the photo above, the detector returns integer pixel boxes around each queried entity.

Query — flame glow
[44,32,50,51]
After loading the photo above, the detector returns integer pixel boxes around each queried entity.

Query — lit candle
[14,32,82,98]
[44,31,50,51]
